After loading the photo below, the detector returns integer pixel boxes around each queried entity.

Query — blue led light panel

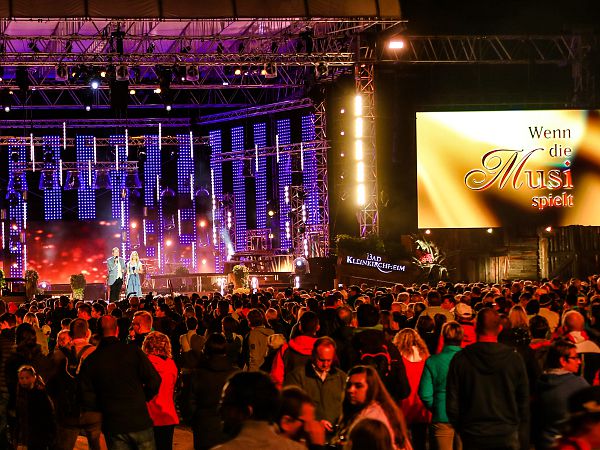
[301,115,319,225]
[144,135,161,207]
[109,136,127,220]
[277,119,292,250]
[231,126,246,252]
[7,140,27,277]
[253,123,268,229]
[42,136,64,220]
[209,130,225,272]
[75,135,96,220]
[177,134,194,194]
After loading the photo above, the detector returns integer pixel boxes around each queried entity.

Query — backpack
[360,345,392,379]
[61,344,94,418]
[259,334,287,372]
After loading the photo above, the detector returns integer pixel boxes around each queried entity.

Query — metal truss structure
[10,161,138,172]
[312,98,330,252]
[385,35,586,65]
[0,135,208,147]
[0,18,403,109]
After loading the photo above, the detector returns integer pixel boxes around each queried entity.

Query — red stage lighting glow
[27,221,120,284]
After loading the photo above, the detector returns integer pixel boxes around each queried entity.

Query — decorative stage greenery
[232,264,250,288]
[70,273,87,300]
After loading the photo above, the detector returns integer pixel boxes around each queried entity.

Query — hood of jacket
[462,342,519,375]
[288,335,318,355]
[536,371,580,393]
[252,326,274,338]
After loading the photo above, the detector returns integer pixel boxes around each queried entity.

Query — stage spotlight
[388,39,405,49]
[486,228,494,234]
[424,229,432,235]
[90,77,100,90]
[129,89,136,95]
[268,210,275,217]
[315,62,328,78]
[293,256,310,275]
[199,219,207,228]
[116,65,129,81]
[124,171,142,189]
[160,187,176,199]
[39,171,55,190]
[299,27,314,54]
[64,171,81,190]
[93,170,111,189]
[55,64,69,82]
[85,105,91,112]
[28,40,40,53]
[100,70,107,78]
[131,221,138,229]
[165,104,172,111]
[195,187,210,200]
[0,66,3,82]
[165,239,173,247]
[263,62,277,79]
[545,226,553,233]
[153,87,162,94]
[186,65,200,81]
[234,68,242,76]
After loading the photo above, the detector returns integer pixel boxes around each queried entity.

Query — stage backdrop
[26,221,120,285]
[416,109,600,228]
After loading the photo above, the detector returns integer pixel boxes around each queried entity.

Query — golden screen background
[416,110,600,228]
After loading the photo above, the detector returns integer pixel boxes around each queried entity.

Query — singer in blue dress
[125,251,143,297]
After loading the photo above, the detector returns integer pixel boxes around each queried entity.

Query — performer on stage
[126,250,143,298]
[106,247,126,302]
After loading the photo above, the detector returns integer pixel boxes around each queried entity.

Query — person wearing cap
[538,294,559,332]
[553,386,600,450]
[453,303,476,348]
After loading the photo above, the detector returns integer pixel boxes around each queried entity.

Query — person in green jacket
[418,321,463,450]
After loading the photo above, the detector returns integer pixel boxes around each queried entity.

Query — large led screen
[26,221,121,285]
[416,110,600,228]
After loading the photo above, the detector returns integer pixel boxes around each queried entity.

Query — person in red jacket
[271,311,319,388]
[393,328,432,450]
[142,331,179,450]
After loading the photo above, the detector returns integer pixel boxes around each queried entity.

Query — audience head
[442,321,464,347]
[142,331,172,359]
[345,418,393,450]
[546,339,581,373]
[220,371,280,431]
[132,310,153,334]
[475,307,502,338]
[564,310,585,332]
[311,337,337,374]
[278,386,316,442]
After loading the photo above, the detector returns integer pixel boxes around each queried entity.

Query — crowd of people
[2,276,600,450]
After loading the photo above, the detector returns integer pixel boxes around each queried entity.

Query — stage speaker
[307,257,336,290]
